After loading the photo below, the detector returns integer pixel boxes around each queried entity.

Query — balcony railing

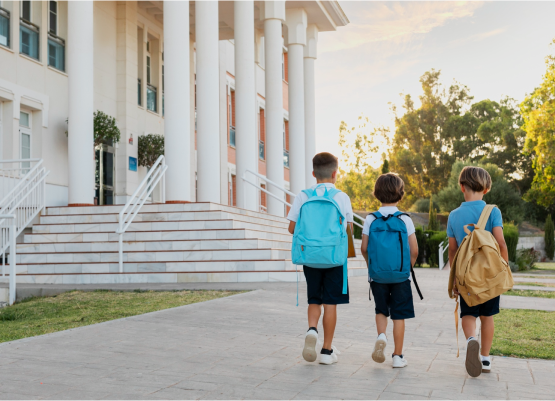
[259,140,265,160]
[147,84,157,113]
[229,126,236,147]
[283,150,289,168]
[47,32,65,71]
[0,7,10,48]
[20,19,39,60]
[137,78,142,106]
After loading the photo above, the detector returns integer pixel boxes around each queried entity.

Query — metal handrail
[242,169,365,229]
[0,215,15,305]
[116,155,167,272]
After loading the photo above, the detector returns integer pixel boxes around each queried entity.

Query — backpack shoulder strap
[393,211,410,219]
[327,188,341,199]
[477,204,496,230]
[371,211,383,219]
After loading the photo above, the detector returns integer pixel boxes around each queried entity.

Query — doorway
[95,143,115,205]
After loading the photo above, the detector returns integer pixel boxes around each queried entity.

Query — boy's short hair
[459,166,492,193]
[313,152,338,180]
[373,173,405,204]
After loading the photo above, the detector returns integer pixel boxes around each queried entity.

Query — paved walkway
[1,269,555,400]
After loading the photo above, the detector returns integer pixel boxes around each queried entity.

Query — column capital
[304,24,318,59]
[260,1,285,22]
[285,8,307,46]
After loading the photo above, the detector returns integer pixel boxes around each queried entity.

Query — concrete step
[17,238,291,253]
[12,266,369,285]
[31,219,290,235]
[39,209,289,228]
[24,228,293,244]
[16,248,292,264]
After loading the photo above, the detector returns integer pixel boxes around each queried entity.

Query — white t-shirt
[362,206,415,237]
[363,206,415,282]
[287,183,354,229]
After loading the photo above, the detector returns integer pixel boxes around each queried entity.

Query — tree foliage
[545,214,555,260]
[93,111,121,147]
[138,134,165,168]
[520,41,555,211]
[427,198,440,231]
[436,161,525,224]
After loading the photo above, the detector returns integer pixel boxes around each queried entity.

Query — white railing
[242,169,365,229]
[438,237,449,270]
[116,155,167,273]
[0,159,50,305]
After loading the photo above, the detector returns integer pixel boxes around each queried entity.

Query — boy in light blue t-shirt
[447,166,508,378]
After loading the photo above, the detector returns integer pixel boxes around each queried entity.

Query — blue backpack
[367,211,423,299]
[292,185,348,295]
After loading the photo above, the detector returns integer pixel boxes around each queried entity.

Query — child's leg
[479,315,494,356]
[392,319,405,355]
[376,313,388,335]
[322,304,337,349]
[308,304,322,329]
[462,315,477,339]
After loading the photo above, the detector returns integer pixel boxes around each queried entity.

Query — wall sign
[129,156,137,172]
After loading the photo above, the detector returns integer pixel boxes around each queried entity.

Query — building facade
[0,0,348,217]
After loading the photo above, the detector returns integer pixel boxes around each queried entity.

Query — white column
[234,0,257,211]
[67,1,94,206]
[196,1,220,203]
[263,1,286,216]
[304,24,318,187]
[285,9,307,195]
[164,1,191,202]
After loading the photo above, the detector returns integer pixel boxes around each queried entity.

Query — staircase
[15,203,368,285]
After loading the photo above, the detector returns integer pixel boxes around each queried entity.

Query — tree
[520,40,555,211]
[436,161,525,224]
[138,134,165,168]
[545,214,555,260]
[93,111,121,146]
[427,198,440,231]
[381,159,390,174]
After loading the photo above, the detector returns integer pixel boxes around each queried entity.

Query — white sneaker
[392,354,408,368]
[482,358,492,373]
[465,338,482,377]
[319,346,340,365]
[372,334,387,363]
[302,328,319,362]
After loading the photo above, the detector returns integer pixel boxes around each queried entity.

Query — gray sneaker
[465,338,482,377]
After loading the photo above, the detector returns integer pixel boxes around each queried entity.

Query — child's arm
[361,234,369,265]
[492,226,509,262]
[288,221,295,234]
[408,233,418,267]
[448,237,459,295]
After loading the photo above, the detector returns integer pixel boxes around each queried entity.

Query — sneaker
[302,328,319,362]
[372,334,387,363]
[319,346,339,365]
[465,338,482,377]
[482,359,491,373]
[392,354,408,368]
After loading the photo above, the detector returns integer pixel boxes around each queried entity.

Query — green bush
[425,230,447,267]
[410,198,439,213]
[138,134,165,168]
[516,248,540,271]
[503,223,519,263]
[93,110,121,146]
[545,214,554,260]
[414,225,426,266]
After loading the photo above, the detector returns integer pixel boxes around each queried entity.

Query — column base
[68,203,95,207]
[166,200,191,204]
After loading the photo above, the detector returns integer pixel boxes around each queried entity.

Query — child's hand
[453,279,460,296]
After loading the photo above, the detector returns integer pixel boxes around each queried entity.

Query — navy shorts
[460,295,500,318]
[370,280,415,320]
[303,265,349,305]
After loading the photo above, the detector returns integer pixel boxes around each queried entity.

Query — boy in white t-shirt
[360,173,419,369]
[287,152,354,365]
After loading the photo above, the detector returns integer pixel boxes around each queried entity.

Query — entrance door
[95,143,115,205]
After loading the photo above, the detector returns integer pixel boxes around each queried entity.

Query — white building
[0,0,349,215]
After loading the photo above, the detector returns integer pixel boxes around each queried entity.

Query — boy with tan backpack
[447,166,514,378]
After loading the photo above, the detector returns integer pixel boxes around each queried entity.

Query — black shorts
[370,280,415,320]
[460,295,500,318]
[303,265,349,305]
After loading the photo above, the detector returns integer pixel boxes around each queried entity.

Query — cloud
[320,1,485,54]
[450,27,507,46]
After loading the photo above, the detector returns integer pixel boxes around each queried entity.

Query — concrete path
[1,269,555,400]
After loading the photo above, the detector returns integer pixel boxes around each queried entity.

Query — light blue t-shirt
[446,200,503,247]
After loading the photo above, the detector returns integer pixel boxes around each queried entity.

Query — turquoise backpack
[292,185,349,295]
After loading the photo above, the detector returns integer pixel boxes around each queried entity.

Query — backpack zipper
[398,232,403,271]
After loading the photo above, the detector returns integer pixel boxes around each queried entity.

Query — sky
[313,1,555,169]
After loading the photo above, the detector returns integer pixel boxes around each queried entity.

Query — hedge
[503,223,519,263]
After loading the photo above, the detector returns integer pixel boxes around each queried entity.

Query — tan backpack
[448,205,514,307]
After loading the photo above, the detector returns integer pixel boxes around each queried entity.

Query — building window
[48,35,64,71]
[20,1,39,60]
[20,111,31,171]
[0,5,10,48]
[49,0,57,34]
[19,111,30,127]
[146,55,151,84]
[283,121,289,167]
[137,78,142,106]
[147,84,157,113]
[259,108,265,161]
[229,90,235,147]
[162,64,164,116]
[21,1,30,21]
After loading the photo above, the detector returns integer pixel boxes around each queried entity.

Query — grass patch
[532,263,555,271]
[514,282,555,288]
[492,309,555,359]
[506,289,555,299]
[0,289,240,343]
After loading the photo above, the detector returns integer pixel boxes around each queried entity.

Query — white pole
[119,233,123,273]
[304,25,318,187]
[9,220,16,306]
